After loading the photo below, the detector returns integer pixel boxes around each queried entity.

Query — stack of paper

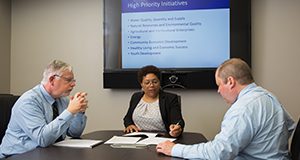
[136,137,176,145]
[105,132,176,146]
[123,132,158,138]
[53,139,103,148]
[104,136,141,144]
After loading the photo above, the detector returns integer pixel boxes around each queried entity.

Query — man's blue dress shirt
[172,83,295,160]
[0,84,86,158]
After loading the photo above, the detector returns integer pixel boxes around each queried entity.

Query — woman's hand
[123,124,141,133]
[169,124,182,137]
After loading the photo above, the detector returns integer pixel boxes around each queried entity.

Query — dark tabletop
[7,130,207,160]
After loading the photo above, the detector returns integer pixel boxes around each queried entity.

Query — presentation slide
[121,0,230,69]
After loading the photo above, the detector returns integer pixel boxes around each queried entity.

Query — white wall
[251,0,300,125]
[0,0,11,93]
[10,0,300,140]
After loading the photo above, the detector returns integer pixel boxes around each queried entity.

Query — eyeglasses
[54,74,76,83]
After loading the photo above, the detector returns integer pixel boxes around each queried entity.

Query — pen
[170,120,182,136]
[175,120,181,126]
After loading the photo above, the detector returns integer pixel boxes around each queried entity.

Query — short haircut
[137,65,161,83]
[216,58,254,85]
[41,60,72,85]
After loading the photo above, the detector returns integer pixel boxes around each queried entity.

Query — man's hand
[156,140,175,156]
[67,92,88,114]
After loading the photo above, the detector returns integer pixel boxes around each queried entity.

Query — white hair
[41,60,73,85]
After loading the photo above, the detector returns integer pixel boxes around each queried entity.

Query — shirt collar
[237,82,257,100]
[39,84,56,105]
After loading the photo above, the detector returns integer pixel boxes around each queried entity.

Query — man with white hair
[0,60,88,158]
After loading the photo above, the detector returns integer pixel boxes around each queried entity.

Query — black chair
[0,94,19,143]
[291,117,300,160]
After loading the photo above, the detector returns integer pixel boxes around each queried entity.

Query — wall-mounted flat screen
[103,0,251,89]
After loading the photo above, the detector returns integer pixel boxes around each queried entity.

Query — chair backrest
[0,94,19,143]
[291,117,300,160]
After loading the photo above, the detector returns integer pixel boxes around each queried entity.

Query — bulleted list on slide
[121,0,230,69]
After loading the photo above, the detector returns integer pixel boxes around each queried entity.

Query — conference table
[7,130,207,160]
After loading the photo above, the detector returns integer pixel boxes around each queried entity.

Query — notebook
[53,139,103,148]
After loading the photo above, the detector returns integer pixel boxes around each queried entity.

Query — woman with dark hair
[123,65,185,137]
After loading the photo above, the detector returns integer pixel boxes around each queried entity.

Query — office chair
[291,117,300,160]
[0,94,19,143]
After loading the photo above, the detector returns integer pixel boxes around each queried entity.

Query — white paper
[123,132,158,138]
[53,139,103,148]
[104,136,141,144]
[136,137,176,145]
